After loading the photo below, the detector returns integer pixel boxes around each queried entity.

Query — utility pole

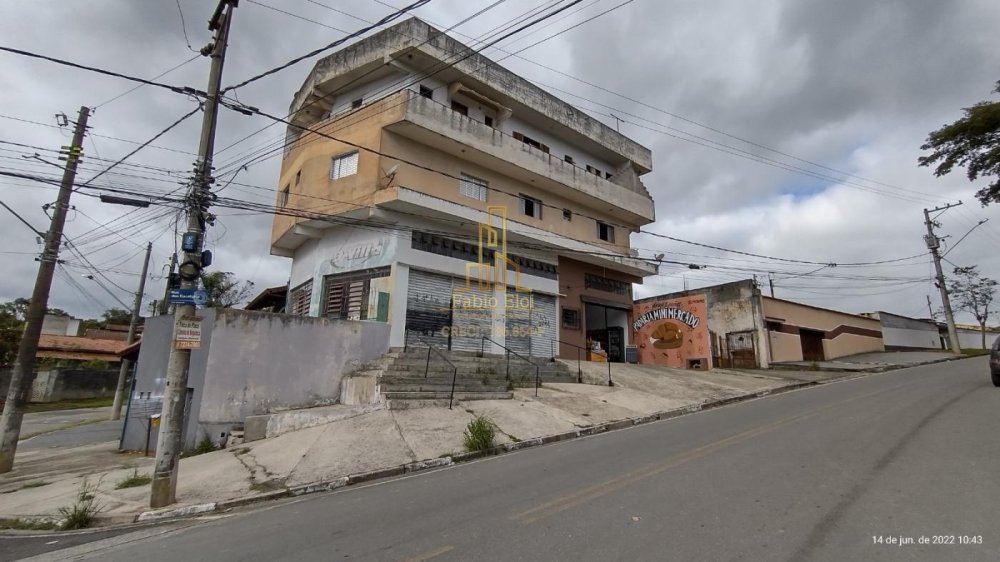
[0,106,89,473]
[111,242,152,420]
[150,0,236,508]
[924,204,962,354]
[926,295,935,319]
[768,272,775,298]
[158,252,178,316]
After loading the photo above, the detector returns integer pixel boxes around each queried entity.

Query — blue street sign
[169,288,197,304]
[192,290,209,306]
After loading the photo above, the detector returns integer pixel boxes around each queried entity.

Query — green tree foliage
[947,265,997,348]
[100,308,132,326]
[919,80,1000,205]
[1,298,76,366]
[200,271,255,309]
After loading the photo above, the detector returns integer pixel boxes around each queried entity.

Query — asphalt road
[8,357,998,562]
[18,419,123,451]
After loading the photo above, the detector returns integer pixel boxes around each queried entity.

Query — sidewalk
[769,350,960,373]
[0,364,817,526]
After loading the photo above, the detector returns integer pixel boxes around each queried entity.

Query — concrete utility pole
[923,204,962,354]
[0,106,90,473]
[150,0,236,508]
[111,242,152,420]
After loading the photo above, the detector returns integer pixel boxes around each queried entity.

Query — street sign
[174,315,202,349]
[170,288,209,307]
[192,290,209,306]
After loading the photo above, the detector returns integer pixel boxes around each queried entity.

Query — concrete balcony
[383,90,656,226]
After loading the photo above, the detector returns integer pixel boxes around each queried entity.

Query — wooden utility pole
[0,106,90,473]
[924,204,962,354]
[111,242,152,420]
[150,0,237,508]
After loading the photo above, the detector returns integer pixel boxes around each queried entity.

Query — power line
[0,46,205,98]
[96,54,201,108]
[222,0,433,92]
[175,0,200,53]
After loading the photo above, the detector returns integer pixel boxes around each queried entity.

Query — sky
[0,0,998,326]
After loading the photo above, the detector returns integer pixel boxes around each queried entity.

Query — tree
[947,265,997,349]
[100,308,132,326]
[1,298,74,365]
[200,271,255,308]
[919,80,1000,206]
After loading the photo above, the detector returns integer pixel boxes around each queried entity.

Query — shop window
[562,308,580,330]
[330,151,359,180]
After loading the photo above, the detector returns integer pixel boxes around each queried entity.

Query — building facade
[271,18,656,358]
[763,297,884,362]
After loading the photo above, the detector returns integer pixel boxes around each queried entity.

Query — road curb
[29,368,932,532]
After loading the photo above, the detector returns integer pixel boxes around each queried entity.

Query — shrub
[59,479,103,530]
[184,434,217,457]
[115,469,151,489]
[463,415,497,452]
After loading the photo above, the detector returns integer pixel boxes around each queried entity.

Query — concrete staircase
[341,347,577,410]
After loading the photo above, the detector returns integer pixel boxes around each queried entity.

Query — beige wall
[763,297,884,362]
[768,331,803,363]
[272,94,638,254]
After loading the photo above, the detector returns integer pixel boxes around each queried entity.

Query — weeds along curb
[131,380,826,525]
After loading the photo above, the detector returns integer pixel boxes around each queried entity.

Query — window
[459,173,488,202]
[451,101,468,116]
[562,208,572,221]
[586,165,602,177]
[280,185,289,208]
[295,170,301,185]
[605,171,613,179]
[562,308,580,330]
[351,98,363,109]
[598,221,615,243]
[520,194,542,219]
[419,85,433,99]
[289,280,312,316]
[484,115,494,127]
[564,155,574,164]
[330,152,359,180]
[513,132,550,153]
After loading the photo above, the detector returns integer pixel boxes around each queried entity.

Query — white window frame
[520,194,542,219]
[459,173,488,202]
[330,151,359,180]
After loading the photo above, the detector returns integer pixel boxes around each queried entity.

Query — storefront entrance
[584,302,630,362]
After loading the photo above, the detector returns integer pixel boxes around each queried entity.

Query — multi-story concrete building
[271,18,656,359]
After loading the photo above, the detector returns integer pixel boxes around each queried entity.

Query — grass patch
[23,396,114,413]
[962,348,991,357]
[21,480,51,489]
[249,480,284,493]
[183,435,217,457]
[463,415,497,452]
[0,518,59,531]
[115,469,151,489]
[233,447,251,455]
[58,479,102,530]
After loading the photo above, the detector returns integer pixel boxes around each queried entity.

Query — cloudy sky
[1,0,998,325]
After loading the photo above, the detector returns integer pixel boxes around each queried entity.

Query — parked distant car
[992,336,1000,387]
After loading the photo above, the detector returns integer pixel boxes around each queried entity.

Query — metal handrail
[550,339,614,387]
[480,336,541,397]
[403,331,460,409]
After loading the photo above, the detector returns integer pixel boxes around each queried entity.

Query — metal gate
[726,330,757,368]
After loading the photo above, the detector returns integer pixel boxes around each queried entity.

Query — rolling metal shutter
[505,293,532,357]
[405,269,452,349]
[451,281,493,352]
[529,293,557,358]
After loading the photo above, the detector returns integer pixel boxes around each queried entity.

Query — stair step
[381,383,509,393]
[383,390,513,401]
